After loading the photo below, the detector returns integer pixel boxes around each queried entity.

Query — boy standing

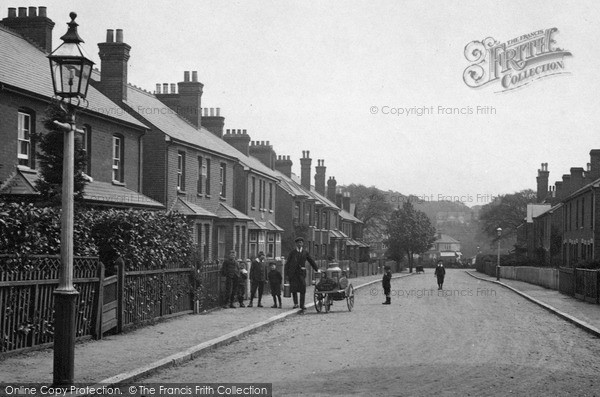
[382,265,392,305]
[237,260,248,307]
[268,262,283,308]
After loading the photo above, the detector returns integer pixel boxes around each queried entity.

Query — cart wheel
[325,294,332,313]
[346,285,354,311]
[314,292,323,313]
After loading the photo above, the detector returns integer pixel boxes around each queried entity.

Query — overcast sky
[33,0,600,207]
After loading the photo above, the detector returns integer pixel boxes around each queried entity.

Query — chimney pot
[307,150,310,158]
[155,83,161,94]
[38,7,47,17]
[106,29,114,43]
[18,7,26,17]
[28,7,37,17]
[192,71,198,82]
[116,29,124,43]
[163,83,168,93]
[170,83,176,94]
[210,108,214,116]
[216,107,221,116]
[243,129,247,134]
[8,8,16,18]
[184,71,190,82]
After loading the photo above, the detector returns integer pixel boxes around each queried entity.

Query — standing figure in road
[382,265,392,305]
[285,237,320,311]
[268,262,283,308]
[434,260,446,290]
[221,250,240,308]
[249,251,266,307]
[237,260,248,307]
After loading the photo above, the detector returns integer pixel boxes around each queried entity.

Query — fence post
[92,262,105,340]
[116,259,125,334]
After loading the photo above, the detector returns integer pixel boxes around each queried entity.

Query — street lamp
[496,227,502,281]
[47,12,94,386]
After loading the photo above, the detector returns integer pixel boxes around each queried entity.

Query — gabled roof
[216,203,252,221]
[123,85,278,181]
[274,170,339,210]
[0,25,147,129]
[0,167,163,208]
[169,197,216,217]
[435,234,460,244]
[340,209,362,223]
[563,176,600,202]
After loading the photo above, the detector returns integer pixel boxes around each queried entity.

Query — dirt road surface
[139,270,600,396]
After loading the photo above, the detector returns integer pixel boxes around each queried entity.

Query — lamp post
[47,12,94,386]
[496,227,502,281]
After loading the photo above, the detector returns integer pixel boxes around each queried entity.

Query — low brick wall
[500,266,559,290]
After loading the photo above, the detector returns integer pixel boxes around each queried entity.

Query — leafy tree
[479,189,536,242]
[385,201,436,272]
[344,184,394,242]
[33,103,89,204]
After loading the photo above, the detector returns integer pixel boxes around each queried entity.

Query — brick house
[530,150,600,266]
[0,8,162,210]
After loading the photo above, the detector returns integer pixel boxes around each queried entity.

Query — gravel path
[140,270,600,396]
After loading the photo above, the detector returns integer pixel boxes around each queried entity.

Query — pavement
[0,273,400,388]
[466,270,600,337]
[2,268,599,392]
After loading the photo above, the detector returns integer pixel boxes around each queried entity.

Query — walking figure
[434,260,446,290]
[382,265,391,305]
[221,250,240,308]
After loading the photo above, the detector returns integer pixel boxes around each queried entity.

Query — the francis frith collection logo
[463,28,572,92]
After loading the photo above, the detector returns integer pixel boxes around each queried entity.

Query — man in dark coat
[285,237,320,311]
[248,252,266,307]
[434,260,446,290]
[382,265,392,305]
[221,250,240,308]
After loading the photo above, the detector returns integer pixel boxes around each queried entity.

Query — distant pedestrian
[238,260,248,307]
[434,260,446,290]
[382,265,392,305]
[284,237,320,312]
[249,252,266,307]
[268,262,283,308]
[221,250,240,308]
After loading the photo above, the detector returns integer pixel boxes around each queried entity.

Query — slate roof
[123,85,278,181]
[340,209,362,223]
[169,197,217,217]
[0,25,147,129]
[216,203,252,221]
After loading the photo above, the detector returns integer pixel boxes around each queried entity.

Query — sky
[27,0,600,207]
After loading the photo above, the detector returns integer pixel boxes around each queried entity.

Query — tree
[385,200,436,272]
[344,184,394,242]
[479,189,536,242]
[32,103,89,204]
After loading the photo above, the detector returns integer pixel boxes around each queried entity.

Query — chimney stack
[201,107,225,138]
[588,149,600,181]
[554,181,564,202]
[536,162,549,203]
[327,177,337,202]
[223,129,251,156]
[570,167,585,193]
[1,6,55,53]
[314,159,326,196]
[249,140,276,169]
[155,71,204,128]
[275,155,293,177]
[300,151,312,190]
[562,174,572,198]
[98,28,131,102]
[342,191,351,212]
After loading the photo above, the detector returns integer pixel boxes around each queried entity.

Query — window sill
[177,189,187,195]
[205,194,211,199]
[219,196,226,201]
[112,180,126,187]
[269,210,274,213]
[251,206,256,211]
[197,193,204,198]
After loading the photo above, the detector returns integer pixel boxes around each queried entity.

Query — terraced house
[92,28,283,261]
[0,7,162,210]
[529,150,600,266]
